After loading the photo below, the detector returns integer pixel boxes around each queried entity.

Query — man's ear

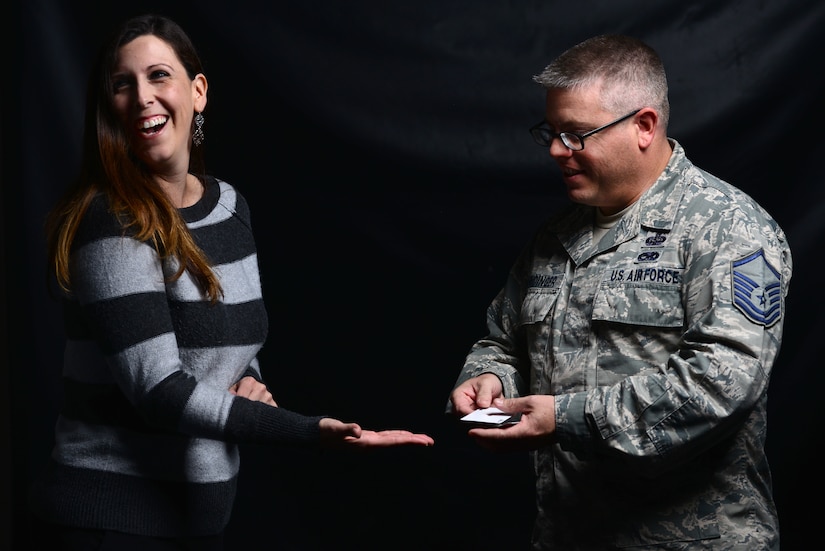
[636,108,658,149]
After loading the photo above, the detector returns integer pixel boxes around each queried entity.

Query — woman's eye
[112,79,130,91]
[149,70,170,80]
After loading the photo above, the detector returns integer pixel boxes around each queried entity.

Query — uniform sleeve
[446,241,535,408]
[555,205,792,472]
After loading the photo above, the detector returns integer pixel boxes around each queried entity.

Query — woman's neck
[156,173,203,208]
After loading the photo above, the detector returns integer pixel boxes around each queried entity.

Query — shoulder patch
[731,249,782,327]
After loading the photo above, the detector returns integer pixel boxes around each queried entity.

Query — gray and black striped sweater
[30,176,323,537]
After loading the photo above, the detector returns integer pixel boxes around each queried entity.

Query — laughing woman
[29,13,433,550]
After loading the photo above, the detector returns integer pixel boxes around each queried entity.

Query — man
[448,34,791,550]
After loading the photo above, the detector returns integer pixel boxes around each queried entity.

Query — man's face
[543,86,643,215]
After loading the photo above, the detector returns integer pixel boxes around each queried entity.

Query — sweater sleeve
[66,195,322,447]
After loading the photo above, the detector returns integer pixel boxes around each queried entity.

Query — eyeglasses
[529,109,641,151]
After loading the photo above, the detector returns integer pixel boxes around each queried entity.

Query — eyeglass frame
[529,108,642,151]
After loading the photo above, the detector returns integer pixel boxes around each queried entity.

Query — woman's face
[110,34,207,177]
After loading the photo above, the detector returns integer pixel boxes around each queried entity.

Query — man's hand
[466,395,556,452]
[449,373,504,416]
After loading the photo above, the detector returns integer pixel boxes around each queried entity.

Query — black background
[3,1,823,549]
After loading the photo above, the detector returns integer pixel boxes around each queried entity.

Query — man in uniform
[448,34,791,550]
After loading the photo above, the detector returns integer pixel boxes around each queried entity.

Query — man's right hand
[449,373,504,416]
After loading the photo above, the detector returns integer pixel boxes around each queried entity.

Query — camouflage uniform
[452,140,791,550]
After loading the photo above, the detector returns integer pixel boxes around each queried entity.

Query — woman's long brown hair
[45,14,222,302]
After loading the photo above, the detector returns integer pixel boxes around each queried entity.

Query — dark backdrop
[3,1,822,549]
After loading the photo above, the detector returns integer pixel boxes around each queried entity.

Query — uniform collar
[553,139,692,264]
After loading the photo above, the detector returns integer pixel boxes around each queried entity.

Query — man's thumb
[493,397,515,412]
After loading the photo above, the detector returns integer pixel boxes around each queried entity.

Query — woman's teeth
[140,116,168,132]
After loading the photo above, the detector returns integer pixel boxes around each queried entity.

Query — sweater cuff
[225,398,324,447]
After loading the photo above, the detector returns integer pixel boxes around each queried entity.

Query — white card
[460,406,518,425]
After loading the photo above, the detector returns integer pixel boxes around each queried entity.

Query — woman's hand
[318,418,434,449]
[229,376,277,406]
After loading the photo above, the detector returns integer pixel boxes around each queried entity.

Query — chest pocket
[519,266,566,326]
[592,281,684,328]
[520,288,562,326]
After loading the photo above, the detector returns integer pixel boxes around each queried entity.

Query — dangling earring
[193,112,205,146]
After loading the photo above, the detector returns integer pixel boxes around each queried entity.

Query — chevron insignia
[732,249,782,327]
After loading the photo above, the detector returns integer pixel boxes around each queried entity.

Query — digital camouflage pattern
[451,140,792,550]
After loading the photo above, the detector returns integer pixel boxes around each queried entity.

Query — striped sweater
[30,176,323,537]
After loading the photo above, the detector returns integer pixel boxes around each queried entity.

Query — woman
[29,13,433,549]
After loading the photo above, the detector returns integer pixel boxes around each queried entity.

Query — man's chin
[565,188,593,205]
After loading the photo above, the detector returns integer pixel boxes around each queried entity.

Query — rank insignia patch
[731,249,782,327]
